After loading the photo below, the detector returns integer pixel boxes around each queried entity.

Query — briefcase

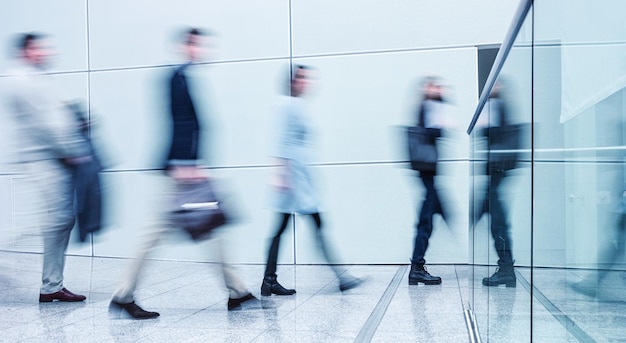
[171,180,227,241]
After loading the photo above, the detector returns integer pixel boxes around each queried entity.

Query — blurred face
[424,81,443,99]
[23,39,53,69]
[184,34,206,62]
[292,69,312,97]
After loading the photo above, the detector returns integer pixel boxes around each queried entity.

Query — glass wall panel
[532,0,626,341]
[470,1,626,341]
[469,5,535,340]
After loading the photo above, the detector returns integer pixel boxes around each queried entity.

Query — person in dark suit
[110,28,258,319]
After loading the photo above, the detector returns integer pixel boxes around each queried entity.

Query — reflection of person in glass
[261,66,362,296]
[571,192,626,298]
[477,82,517,288]
[409,76,452,286]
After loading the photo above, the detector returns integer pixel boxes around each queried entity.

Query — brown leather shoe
[39,288,86,302]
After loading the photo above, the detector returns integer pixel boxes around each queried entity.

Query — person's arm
[16,76,91,162]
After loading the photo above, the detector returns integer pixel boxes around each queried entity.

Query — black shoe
[482,266,516,287]
[228,293,260,311]
[39,288,86,302]
[261,275,296,296]
[408,265,442,285]
[109,300,160,319]
[339,277,364,292]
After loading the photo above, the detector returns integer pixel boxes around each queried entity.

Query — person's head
[16,32,52,69]
[421,75,444,101]
[290,65,312,97]
[180,27,209,62]
[490,78,507,99]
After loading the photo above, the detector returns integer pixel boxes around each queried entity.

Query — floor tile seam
[453,265,469,311]
[515,270,597,342]
[353,265,407,343]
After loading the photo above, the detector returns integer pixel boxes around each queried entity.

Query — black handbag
[171,179,227,241]
[486,124,524,172]
[406,126,440,172]
[406,102,441,172]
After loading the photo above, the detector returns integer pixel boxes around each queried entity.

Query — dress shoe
[408,265,442,285]
[39,288,86,302]
[109,300,160,319]
[228,293,260,311]
[482,265,516,287]
[261,275,296,296]
[339,276,364,292]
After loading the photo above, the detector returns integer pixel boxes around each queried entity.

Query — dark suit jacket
[166,63,200,167]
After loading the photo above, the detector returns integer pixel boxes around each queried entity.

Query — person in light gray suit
[6,33,91,302]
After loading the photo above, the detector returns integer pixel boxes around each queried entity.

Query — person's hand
[170,166,209,182]
[64,155,92,165]
[271,173,290,191]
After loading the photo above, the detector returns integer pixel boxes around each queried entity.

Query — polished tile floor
[0,252,624,342]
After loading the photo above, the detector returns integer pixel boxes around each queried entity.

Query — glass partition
[469,0,626,341]
[468,4,534,340]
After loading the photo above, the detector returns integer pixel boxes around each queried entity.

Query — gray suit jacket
[5,62,89,163]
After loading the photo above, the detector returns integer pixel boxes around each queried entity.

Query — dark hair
[17,32,43,51]
[183,27,206,45]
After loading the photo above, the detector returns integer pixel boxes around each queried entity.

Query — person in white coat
[261,65,362,296]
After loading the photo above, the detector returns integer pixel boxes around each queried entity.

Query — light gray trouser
[112,178,249,304]
[28,160,76,294]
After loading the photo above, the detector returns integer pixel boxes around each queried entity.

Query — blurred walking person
[6,33,91,302]
[110,28,258,319]
[408,76,452,286]
[261,65,362,296]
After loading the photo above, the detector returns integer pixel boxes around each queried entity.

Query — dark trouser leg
[309,213,340,275]
[262,213,297,296]
[411,172,439,265]
[309,213,362,290]
[489,172,513,268]
[483,171,516,287]
[409,172,442,285]
[264,213,292,277]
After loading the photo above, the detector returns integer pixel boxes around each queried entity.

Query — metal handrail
[466,0,533,134]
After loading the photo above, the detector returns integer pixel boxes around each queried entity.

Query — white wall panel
[88,0,290,70]
[294,163,469,264]
[291,0,518,56]
[0,0,88,74]
[294,48,477,164]
[200,60,291,167]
